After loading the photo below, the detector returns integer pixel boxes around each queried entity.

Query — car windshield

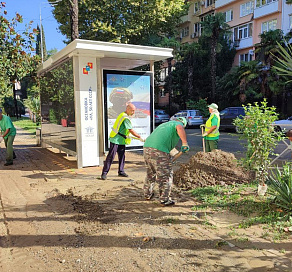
[189,110,201,116]
[220,109,228,116]
[155,110,166,114]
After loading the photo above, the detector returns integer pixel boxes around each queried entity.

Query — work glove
[202,132,208,137]
[181,144,190,153]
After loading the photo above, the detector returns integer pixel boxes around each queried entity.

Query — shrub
[268,163,292,218]
[234,99,283,185]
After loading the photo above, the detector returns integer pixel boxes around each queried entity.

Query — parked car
[272,116,292,133]
[170,110,203,128]
[154,109,170,125]
[219,107,245,133]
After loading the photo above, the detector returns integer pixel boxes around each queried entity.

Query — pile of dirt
[174,149,253,190]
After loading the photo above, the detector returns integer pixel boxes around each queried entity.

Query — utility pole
[40,0,62,63]
[70,0,79,41]
[13,80,20,119]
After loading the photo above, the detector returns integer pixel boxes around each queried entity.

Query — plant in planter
[234,99,283,189]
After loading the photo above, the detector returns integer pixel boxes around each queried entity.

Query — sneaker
[145,193,154,201]
[160,200,175,206]
[4,162,13,166]
[101,174,107,180]
[118,172,128,177]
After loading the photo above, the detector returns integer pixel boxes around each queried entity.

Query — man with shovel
[143,117,189,206]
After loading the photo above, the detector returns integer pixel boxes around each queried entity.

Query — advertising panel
[103,70,153,150]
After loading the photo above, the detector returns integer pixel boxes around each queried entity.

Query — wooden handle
[172,151,183,162]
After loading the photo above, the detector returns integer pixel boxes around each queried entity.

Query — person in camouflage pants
[143,117,189,206]
[144,147,173,202]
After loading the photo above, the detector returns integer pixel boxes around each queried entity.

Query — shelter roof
[37,39,173,75]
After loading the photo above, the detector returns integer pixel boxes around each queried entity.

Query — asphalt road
[185,128,291,162]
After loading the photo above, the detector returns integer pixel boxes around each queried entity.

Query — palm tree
[200,12,230,100]
[273,41,292,81]
[255,29,284,67]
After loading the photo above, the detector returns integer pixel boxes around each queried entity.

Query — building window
[181,26,189,38]
[206,0,215,7]
[194,2,200,14]
[223,10,233,22]
[160,68,167,81]
[234,23,253,40]
[239,53,252,64]
[194,23,200,35]
[160,89,166,97]
[240,1,254,17]
[261,19,277,33]
[256,0,277,8]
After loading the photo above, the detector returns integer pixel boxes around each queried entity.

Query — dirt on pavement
[0,128,291,272]
[174,150,253,190]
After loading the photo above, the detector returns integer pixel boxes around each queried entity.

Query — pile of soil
[174,149,253,190]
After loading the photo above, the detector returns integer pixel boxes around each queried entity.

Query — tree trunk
[210,38,217,101]
[70,0,79,41]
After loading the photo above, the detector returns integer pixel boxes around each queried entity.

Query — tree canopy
[0,2,39,95]
[50,0,187,45]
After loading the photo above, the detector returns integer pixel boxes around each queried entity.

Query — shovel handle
[172,151,183,162]
[201,126,206,153]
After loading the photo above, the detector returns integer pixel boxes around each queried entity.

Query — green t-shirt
[110,118,132,145]
[144,121,181,153]
[0,115,16,139]
[205,114,219,140]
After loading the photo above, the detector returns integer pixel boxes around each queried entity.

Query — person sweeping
[143,117,189,206]
[202,103,220,152]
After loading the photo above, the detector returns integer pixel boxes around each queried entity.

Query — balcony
[233,37,253,50]
[215,0,237,8]
[180,14,191,24]
[254,1,279,19]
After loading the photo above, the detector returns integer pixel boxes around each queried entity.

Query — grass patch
[191,183,292,239]
[11,117,40,135]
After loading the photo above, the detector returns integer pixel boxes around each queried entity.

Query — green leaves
[234,99,284,185]
[0,3,40,96]
[51,0,187,45]
[268,163,292,217]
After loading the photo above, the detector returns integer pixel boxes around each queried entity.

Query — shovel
[172,151,183,162]
[200,125,206,153]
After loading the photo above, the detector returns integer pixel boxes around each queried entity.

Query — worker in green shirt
[0,108,17,166]
[143,117,189,206]
[202,103,220,152]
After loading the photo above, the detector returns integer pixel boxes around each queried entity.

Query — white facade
[254,0,279,19]
[282,0,292,35]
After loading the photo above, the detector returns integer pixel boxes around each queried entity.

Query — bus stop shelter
[37,39,173,168]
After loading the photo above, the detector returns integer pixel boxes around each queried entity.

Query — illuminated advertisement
[103,70,154,150]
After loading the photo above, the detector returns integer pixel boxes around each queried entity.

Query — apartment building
[156,0,292,108]
[178,0,292,64]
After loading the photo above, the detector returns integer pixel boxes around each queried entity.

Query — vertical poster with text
[103,70,153,150]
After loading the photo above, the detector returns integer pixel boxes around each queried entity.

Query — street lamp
[40,0,62,62]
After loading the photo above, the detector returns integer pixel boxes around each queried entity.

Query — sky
[4,0,67,52]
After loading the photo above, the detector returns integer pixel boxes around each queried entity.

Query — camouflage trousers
[143,147,173,202]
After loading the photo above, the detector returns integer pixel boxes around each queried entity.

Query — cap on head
[208,103,218,110]
[177,117,187,127]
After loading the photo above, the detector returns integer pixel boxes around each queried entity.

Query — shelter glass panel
[40,58,76,155]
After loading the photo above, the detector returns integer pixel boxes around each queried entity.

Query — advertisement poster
[103,70,153,150]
